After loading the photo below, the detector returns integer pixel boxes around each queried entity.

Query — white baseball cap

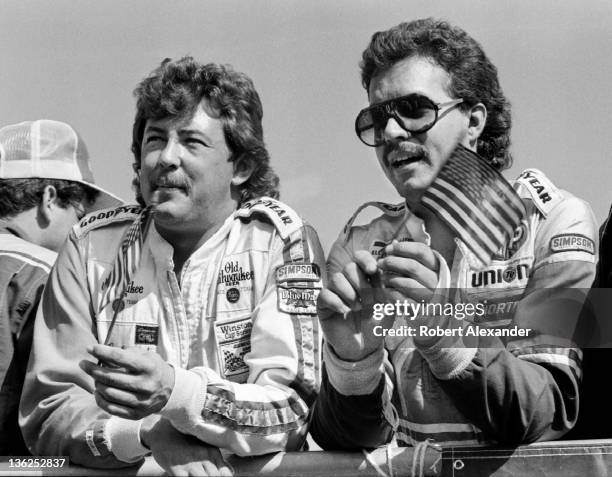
[0,119,123,212]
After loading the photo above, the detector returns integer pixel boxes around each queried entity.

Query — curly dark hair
[0,179,99,218]
[360,18,512,170]
[131,56,279,206]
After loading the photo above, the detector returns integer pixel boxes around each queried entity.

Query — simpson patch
[214,317,252,382]
[550,234,595,255]
[276,263,321,282]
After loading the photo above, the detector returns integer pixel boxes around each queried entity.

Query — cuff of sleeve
[106,417,149,463]
[159,366,207,432]
[418,345,477,380]
[323,342,384,395]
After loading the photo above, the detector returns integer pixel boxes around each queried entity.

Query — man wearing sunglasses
[311,18,597,449]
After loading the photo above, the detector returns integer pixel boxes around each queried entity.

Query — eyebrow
[143,125,167,136]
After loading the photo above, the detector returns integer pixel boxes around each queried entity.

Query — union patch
[550,234,595,255]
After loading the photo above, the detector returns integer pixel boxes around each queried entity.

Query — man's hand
[80,345,175,420]
[142,417,233,477]
[377,240,440,302]
[318,250,392,362]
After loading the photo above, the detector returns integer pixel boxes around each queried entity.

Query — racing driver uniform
[20,198,324,468]
[311,169,597,449]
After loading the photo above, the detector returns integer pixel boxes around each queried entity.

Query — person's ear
[38,185,58,225]
[231,155,255,187]
[466,102,487,149]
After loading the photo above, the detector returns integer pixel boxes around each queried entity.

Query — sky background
[2,0,611,252]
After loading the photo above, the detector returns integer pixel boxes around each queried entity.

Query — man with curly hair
[0,119,120,455]
[311,18,597,449]
[21,58,324,474]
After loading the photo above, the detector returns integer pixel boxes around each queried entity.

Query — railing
[2,440,612,476]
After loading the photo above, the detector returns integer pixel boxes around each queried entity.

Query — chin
[394,174,435,204]
[151,201,187,224]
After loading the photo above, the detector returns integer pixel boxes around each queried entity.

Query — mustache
[151,174,189,189]
[384,141,429,165]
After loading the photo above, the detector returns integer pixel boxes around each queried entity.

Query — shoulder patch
[235,197,303,240]
[515,169,561,217]
[550,233,595,255]
[341,201,406,242]
[74,204,143,238]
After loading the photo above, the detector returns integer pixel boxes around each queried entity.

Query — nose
[381,115,410,143]
[159,138,181,168]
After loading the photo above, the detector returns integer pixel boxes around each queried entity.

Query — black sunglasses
[355,93,464,147]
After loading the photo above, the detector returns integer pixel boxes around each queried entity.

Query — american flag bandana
[421,145,526,266]
[98,206,153,343]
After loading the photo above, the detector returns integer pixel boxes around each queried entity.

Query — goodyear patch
[277,286,319,314]
[550,234,595,255]
[516,169,560,216]
[75,204,142,238]
[236,198,302,240]
[214,317,252,382]
[276,263,321,282]
[135,324,159,346]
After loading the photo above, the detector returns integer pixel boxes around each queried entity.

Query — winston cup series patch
[276,263,322,315]
[214,317,252,382]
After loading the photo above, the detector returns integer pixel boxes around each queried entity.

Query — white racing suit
[312,169,597,448]
[20,198,324,468]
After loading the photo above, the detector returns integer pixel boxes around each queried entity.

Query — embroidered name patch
[135,324,159,345]
[550,234,595,254]
[214,317,252,381]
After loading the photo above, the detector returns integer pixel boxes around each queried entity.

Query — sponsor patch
[226,288,240,303]
[516,169,560,216]
[468,260,531,288]
[550,234,595,255]
[276,263,321,282]
[236,198,302,239]
[135,324,159,346]
[214,317,252,381]
[471,299,520,326]
[75,205,142,238]
[216,255,254,312]
[277,286,319,314]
